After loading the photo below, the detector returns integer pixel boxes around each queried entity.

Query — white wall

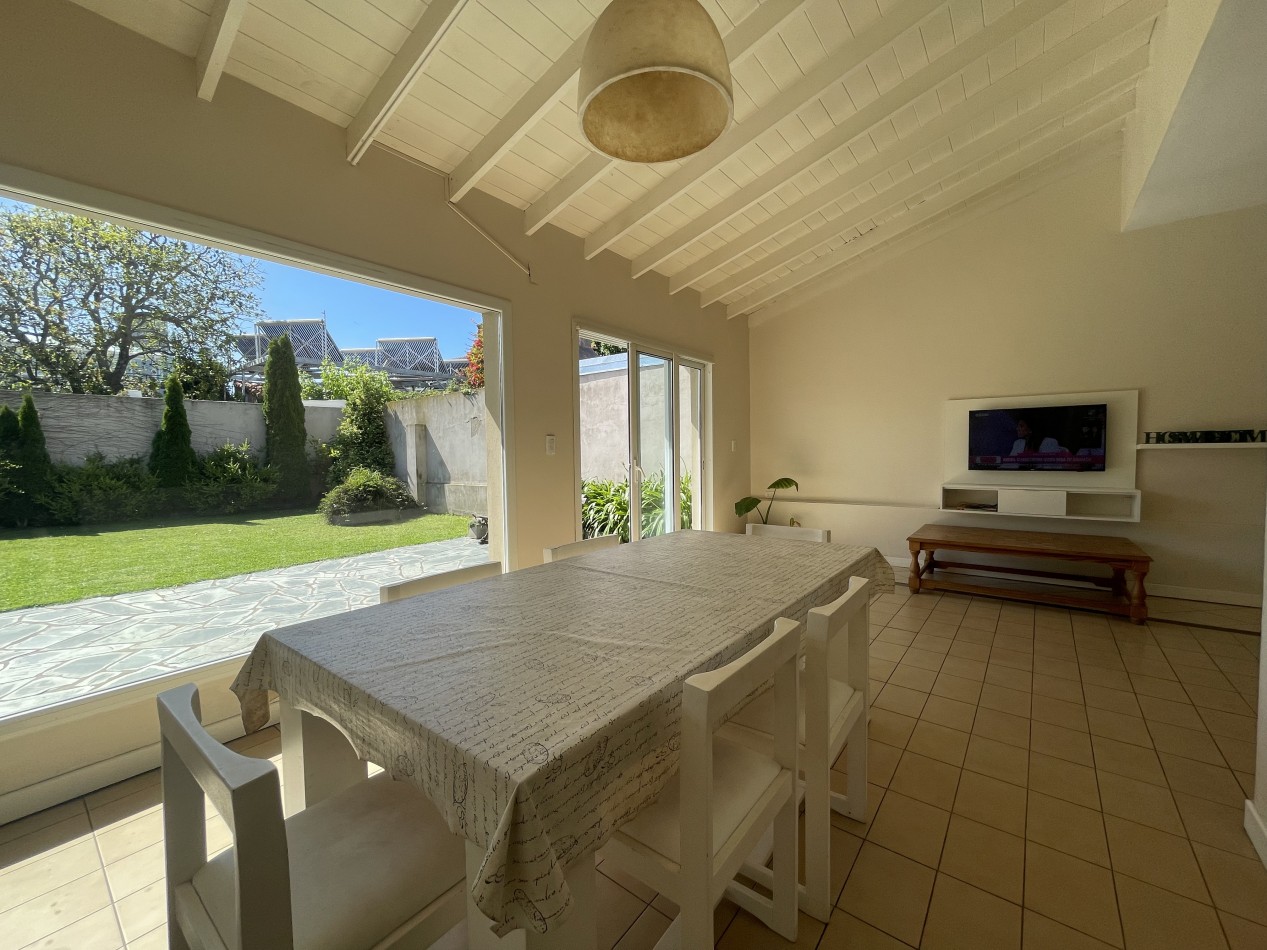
[750,157,1267,601]
[0,0,751,569]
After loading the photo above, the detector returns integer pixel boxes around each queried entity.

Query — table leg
[465,841,596,950]
[1111,568,1127,598]
[279,697,367,816]
[908,542,922,593]
[1129,566,1149,625]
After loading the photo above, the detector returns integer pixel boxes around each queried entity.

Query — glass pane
[578,336,630,541]
[636,352,673,538]
[678,363,704,530]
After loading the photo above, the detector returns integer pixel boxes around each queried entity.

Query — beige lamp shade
[578,0,734,164]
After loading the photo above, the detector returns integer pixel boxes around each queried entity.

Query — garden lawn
[0,511,470,611]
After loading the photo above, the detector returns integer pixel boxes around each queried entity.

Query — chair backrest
[379,560,502,604]
[745,523,831,543]
[806,576,871,695]
[158,683,293,950]
[542,534,619,563]
[679,619,801,872]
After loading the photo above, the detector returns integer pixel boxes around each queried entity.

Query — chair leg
[769,795,799,942]
[801,758,833,923]
[831,720,868,821]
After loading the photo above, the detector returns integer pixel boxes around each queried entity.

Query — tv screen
[969,404,1107,472]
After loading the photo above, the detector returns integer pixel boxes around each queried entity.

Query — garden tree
[0,205,261,394]
[261,335,310,500]
[0,404,18,454]
[149,375,197,487]
[174,351,231,401]
[463,325,484,390]
[9,393,53,525]
[324,359,397,486]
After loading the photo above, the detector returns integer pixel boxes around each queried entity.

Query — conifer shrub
[149,375,197,488]
[262,335,311,503]
[6,393,55,526]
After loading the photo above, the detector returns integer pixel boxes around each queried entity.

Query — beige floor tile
[0,869,113,948]
[902,650,947,674]
[920,695,976,734]
[818,909,912,949]
[972,708,1030,750]
[1197,708,1256,742]
[869,708,918,749]
[911,637,954,658]
[866,739,904,787]
[1233,770,1254,800]
[1172,793,1259,860]
[1079,666,1133,691]
[0,813,94,872]
[1147,721,1225,766]
[1158,754,1247,807]
[1103,816,1209,903]
[1024,843,1122,948]
[938,814,1024,903]
[1032,656,1078,682]
[1028,752,1099,809]
[887,751,961,811]
[1137,695,1206,731]
[93,810,164,867]
[1212,734,1256,773]
[1090,735,1166,786]
[1192,843,1267,926]
[1096,771,1183,835]
[824,827,864,907]
[964,735,1029,787]
[1184,685,1254,716]
[1022,910,1118,950]
[905,721,969,767]
[838,842,935,947]
[1219,911,1267,950]
[931,673,983,705]
[15,904,123,950]
[1029,694,1089,731]
[939,656,986,682]
[978,683,1032,717]
[888,663,939,694]
[874,684,930,719]
[1175,666,1235,690]
[947,640,991,662]
[952,770,1027,836]
[112,879,167,945]
[0,802,88,850]
[1026,791,1109,867]
[1114,874,1229,950]
[866,790,949,868]
[1082,684,1142,717]
[830,783,886,838]
[1029,721,1093,766]
[922,873,1021,950]
[0,839,102,916]
[593,872,648,950]
[1130,674,1190,702]
[600,860,657,904]
[873,639,913,662]
[714,909,823,949]
[1086,707,1153,748]
[102,841,164,904]
[985,665,1033,692]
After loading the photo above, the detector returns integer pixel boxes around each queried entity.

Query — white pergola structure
[235,319,343,371]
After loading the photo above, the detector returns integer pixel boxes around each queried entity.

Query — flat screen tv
[969,404,1107,472]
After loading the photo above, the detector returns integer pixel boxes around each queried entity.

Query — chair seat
[726,678,858,747]
[192,775,464,950]
[613,736,782,866]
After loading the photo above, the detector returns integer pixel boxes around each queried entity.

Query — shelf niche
[941,485,1141,523]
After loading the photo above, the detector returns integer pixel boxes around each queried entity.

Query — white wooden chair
[158,684,465,950]
[600,619,801,949]
[745,523,831,543]
[720,577,871,922]
[379,560,502,604]
[542,534,619,562]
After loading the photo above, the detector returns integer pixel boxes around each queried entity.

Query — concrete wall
[387,392,487,516]
[0,390,342,464]
[0,0,750,568]
[750,157,1267,602]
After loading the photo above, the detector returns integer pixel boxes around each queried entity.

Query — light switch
[545,434,556,455]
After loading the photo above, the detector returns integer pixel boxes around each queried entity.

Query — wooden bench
[906,524,1152,623]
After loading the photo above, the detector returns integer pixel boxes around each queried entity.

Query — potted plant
[468,515,489,544]
[735,477,799,525]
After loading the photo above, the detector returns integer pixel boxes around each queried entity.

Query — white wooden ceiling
[70,0,1165,318]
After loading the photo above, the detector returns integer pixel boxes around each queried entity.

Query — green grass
[0,511,470,611]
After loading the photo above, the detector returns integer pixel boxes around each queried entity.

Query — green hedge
[318,467,418,524]
[581,472,692,543]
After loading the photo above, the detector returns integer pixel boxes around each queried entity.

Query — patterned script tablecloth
[231,530,893,936]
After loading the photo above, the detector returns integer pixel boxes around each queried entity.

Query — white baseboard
[1246,801,1267,870]
[881,556,1261,608]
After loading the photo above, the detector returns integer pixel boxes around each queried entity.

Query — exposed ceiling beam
[701,76,1141,306]
[195,0,248,101]
[583,0,948,261]
[522,0,812,237]
[660,0,1164,289]
[726,103,1131,318]
[346,0,470,165]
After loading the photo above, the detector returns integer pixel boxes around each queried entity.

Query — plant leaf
[766,477,798,492]
[734,496,762,517]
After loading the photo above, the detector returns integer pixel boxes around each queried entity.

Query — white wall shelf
[941,484,1141,522]
[1136,442,1267,450]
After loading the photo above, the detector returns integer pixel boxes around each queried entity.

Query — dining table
[231,529,893,948]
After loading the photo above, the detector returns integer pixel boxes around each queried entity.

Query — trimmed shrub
[149,375,197,488]
[262,335,311,502]
[185,441,277,514]
[45,454,161,525]
[318,467,417,524]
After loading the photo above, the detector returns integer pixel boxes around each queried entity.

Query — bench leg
[1129,567,1149,624]
[908,543,921,593]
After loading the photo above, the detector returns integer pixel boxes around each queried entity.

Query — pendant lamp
[578,0,734,164]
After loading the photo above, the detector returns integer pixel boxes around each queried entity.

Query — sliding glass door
[576,329,708,542]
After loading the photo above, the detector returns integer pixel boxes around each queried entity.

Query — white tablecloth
[231,530,893,935]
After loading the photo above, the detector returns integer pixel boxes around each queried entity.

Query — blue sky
[1,196,479,360]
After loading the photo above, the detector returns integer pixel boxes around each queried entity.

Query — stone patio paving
[0,537,490,720]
